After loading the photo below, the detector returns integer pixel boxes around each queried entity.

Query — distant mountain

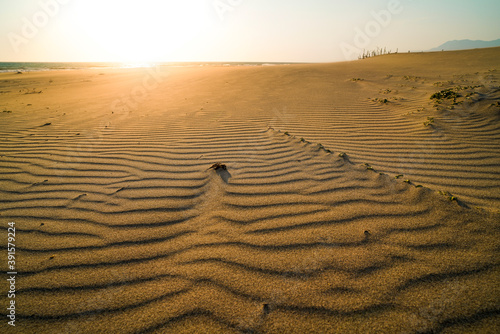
[430,39,500,51]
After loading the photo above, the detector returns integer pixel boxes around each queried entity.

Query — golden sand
[1,48,499,333]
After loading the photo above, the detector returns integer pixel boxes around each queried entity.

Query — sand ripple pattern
[265,93,500,210]
[1,107,499,334]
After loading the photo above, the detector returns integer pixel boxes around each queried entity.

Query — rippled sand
[1,48,499,333]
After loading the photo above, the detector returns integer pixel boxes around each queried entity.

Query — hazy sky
[1,0,499,62]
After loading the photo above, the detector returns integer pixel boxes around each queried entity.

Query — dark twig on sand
[207,163,227,171]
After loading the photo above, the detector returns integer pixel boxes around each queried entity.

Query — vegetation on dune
[430,85,485,109]
[358,47,397,59]
[423,117,434,127]
[364,163,374,171]
[402,75,421,81]
[438,190,457,202]
[372,97,389,104]
[430,88,461,101]
[24,88,43,94]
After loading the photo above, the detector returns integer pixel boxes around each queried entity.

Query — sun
[73,0,211,62]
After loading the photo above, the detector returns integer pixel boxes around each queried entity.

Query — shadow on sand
[216,168,231,183]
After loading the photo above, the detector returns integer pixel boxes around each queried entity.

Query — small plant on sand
[315,143,332,153]
[438,190,457,202]
[403,179,412,184]
[284,131,289,136]
[423,117,434,127]
[403,75,421,81]
[338,152,346,158]
[2,110,12,113]
[25,88,43,94]
[430,88,461,103]
[364,163,374,171]
[351,78,364,82]
[372,98,389,104]
[395,174,403,179]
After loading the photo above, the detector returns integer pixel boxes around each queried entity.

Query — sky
[1,0,499,63]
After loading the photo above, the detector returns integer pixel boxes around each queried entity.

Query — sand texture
[1,48,500,333]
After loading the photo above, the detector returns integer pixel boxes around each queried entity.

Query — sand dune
[1,48,499,333]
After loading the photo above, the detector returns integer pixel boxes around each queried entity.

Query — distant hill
[430,39,500,51]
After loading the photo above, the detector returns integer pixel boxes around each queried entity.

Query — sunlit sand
[1,48,499,333]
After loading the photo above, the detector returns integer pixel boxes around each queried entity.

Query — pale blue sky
[1,0,499,62]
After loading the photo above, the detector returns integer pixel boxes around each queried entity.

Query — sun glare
[74,0,210,62]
